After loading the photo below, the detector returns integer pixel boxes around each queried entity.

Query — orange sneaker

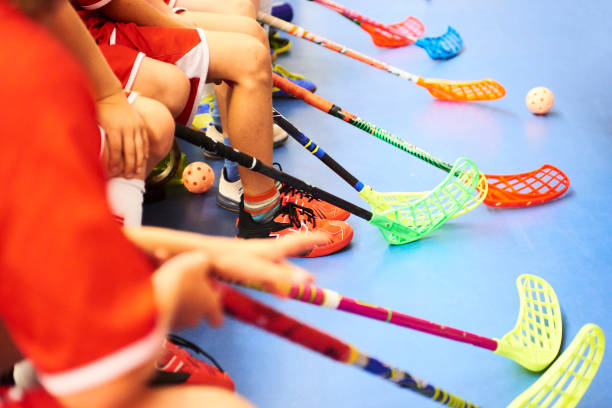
[237,201,353,257]
[153,335,235,391]
[279,183,350,221]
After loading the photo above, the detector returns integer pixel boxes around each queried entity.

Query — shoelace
[272,163,320,204]
[279,183,317,203]
[281,202,317,229]
[167,334,225,373]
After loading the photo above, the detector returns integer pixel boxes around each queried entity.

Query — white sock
[106,178,145,226]
[13,360,38,388]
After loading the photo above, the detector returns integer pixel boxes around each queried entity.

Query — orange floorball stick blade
[417,77,506,101]
[360,17,425,48]
[483,164,570,207]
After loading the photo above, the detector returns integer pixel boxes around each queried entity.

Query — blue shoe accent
[272,65,317,99]
[223,137,241,182]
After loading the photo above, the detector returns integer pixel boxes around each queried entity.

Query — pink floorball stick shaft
[286,283,499,351]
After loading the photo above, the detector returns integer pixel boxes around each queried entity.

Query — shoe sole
[202,150,224,160]
[303,226,354,258]
[216,194,240,212]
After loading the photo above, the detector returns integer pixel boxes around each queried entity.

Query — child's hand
[208,233,326,287]
[98,92,149,178]
[153,250,224,329]
[148,233,326,329]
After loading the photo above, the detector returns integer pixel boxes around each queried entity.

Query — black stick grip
[272,110,362,190]
[174,124,373,221]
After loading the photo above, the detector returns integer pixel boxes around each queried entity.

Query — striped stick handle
[222,285,478,408]
[239,281,498,352]
[272,110,363,191]
[272,74,455,173]
[259,12,418,82]
[312,0,415,40]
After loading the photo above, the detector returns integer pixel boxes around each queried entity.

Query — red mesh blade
[484,165,570,207]
[360,17,425,48]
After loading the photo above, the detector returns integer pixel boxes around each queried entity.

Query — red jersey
[0,0,160,399]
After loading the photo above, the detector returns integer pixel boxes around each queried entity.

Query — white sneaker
[202,125,224,159]
[216,167,242,212]
[272,123,289,147]
[206,125,224,143]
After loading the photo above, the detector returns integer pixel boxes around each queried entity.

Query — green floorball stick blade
[363,158,480,245]
[494,274,563,372]
[507,324,605,407]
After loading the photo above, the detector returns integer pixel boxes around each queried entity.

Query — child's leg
[106,95,174,226]
[206,31,275,197]
[135,96,176,174]
[133,58,191,119]
[99,45,191,120]
[123,385,255,408]
[172,0,257,18]
[177,12,267,46]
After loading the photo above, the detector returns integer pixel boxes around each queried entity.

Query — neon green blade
[452,171,488,218]
[507,324,605,407]
[361,158,480,245]
[495,274,563,372]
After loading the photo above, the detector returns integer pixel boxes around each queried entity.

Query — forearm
[100,0,188,28]
[38,1,122,100]
[57,361,157,408]
[124,226,242,257]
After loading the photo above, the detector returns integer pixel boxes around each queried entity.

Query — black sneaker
[237,201,353,257]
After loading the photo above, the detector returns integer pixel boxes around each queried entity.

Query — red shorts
[84,18,209,125]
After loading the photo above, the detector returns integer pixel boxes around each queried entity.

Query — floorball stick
[231,274,562,372]
[175,124,461,245]
[308,0,427,48]
[273,74,570,208]
[259,12,493,100]
[223,285,478,407]
[272,108,483,237]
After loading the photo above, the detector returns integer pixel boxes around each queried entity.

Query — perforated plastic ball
[526,87,554,115]
[182,162,214,194]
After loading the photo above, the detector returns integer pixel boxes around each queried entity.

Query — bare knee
[231,0,256,18]
[133,96,175,166]
[133,60,191,119]
[236,40,271,88]
[158,65,191,119]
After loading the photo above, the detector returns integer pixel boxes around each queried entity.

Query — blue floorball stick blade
[415,26,463,60]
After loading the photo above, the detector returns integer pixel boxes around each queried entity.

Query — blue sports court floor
[143,0,611,406]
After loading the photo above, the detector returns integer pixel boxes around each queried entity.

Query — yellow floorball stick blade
[507,324,605,408]
[417,77,506,101]
[452,171,488,218]
[494,274,563,372]
[360,158,481,244]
